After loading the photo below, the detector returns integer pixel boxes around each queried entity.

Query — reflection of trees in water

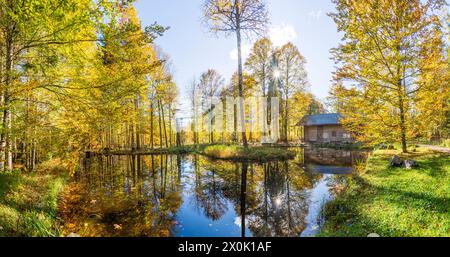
[247,161,317,237]
[76,155,182,237]
[192,157,322,237]
[192,155,228,221]
[76,151,339,237]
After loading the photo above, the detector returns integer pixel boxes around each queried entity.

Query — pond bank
[98,144,296,162]
[318,147,450,237]
[201,145,296,162]
[0,159,68,237]
[62,148,362,237]
[1,147,366,237]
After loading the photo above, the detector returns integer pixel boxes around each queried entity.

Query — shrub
[203,145,240,159]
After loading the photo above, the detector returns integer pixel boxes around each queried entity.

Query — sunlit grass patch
[319,147,449,237]
[442,139,450,148]
[203,145,240,159]
[0,161,68,237]
[202,145,295,162]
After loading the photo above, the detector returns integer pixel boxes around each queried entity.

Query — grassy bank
[0,159,68,237]
[101,144,296,162]
[201,145,296,162]
[319,147,449,237]
[102,145,198,156]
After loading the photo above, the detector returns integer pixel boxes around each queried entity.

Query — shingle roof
[301,113,341,126]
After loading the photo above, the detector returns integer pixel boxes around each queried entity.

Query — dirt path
[419,144,450,154]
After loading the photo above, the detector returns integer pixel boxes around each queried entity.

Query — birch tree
[276,43,308,143]
[202,0,269,147]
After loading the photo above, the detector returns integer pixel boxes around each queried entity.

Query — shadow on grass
[355,176,449,214]
[0,171,65,237]
[0,172,22,201]
[319,183,408,237]
[320,151,449,237]
[417,154,449,178]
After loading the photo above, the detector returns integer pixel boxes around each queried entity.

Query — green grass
[102,144,298,162]
[0,159,68,237]
[318,147,449,237]
[201,145,296,162]
[103,145,207,155]
[442,139,450,148]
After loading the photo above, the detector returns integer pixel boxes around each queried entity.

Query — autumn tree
[188,77,200,145]
[289,92,315,141]
[413,24,450,142]
[202,0,269,147]
[245,38,273,137]
[330,0,447,152]
[275,43,308,142]
[228,72,257,142]
[0,0,101,171]
[199,69,224,143]
[246,39,310,143]
[71,3,167,152]
[0,0,170,172]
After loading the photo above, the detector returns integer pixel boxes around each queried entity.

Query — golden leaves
[330,0,448,146]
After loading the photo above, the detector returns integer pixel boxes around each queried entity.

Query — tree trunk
[284,95,289,144]
[1,31,14,171]
[210,117,214,144]
[235,5,248,148]
[32,137,36,171]
[192,103,198,145]
[168,103,173,147]
[8,108,12,169]
[398,85,408,153]
[134,98,140,150]
[158,100,163,149]
[161,101,168,148]
[233,104,238,143]
[130,122,135,151]
[0,45,3,170]
[136,100,141,150]
[176,130,181,147]
[150,102,154,149]
[262,67,267,140]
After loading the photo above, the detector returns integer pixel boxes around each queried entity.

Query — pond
[61,148,367,237]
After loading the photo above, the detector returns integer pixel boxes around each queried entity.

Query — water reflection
[65,148,366,237]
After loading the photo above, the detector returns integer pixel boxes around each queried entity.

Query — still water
[63,148,366,237]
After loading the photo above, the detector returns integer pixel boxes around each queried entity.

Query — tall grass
[203,145,241,159]
[442,139,450,148]
[202,145,295,162]
[0,160,68,237]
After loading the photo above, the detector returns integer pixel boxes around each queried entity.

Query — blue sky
[134,0,341,114]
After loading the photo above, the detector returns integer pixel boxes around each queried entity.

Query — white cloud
[229,43,252,61]
[307,10,323,21]
[234,217,241,227]
[229,23,298,61]
[269,23,298,47]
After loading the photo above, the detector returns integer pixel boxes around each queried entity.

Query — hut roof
[300,113,342,126]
